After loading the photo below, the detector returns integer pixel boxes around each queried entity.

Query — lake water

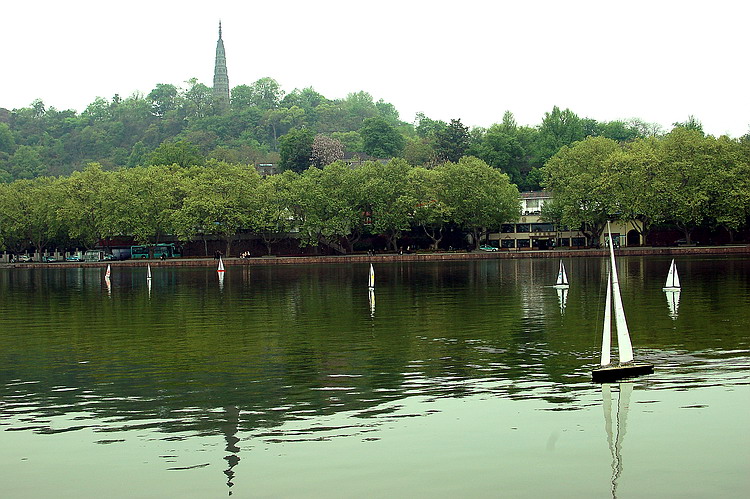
[1,256,749,498]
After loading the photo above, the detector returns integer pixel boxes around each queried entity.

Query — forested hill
[0,77,699,187]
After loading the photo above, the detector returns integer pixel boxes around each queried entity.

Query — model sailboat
[368,264,375,289]
[662,259,680,290]
[592,222,654,382]
[553,259,569,288]
[147,264,152,280]
[217,257,225,273]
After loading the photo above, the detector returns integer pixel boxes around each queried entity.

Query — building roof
[520,190,551,199]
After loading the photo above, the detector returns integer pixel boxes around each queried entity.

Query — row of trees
[542,128,750,244]
[1,73,674,188]
[0,157,520,257]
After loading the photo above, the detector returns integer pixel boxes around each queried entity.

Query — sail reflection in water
[664,289,680,319]
[602,382,633,499]
[368,288,375,318]
[556,286,568,315]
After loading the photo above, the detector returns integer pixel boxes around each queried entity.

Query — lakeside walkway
[7,244,749,269]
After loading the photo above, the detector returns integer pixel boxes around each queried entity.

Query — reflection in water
[221,406,241,496]
[556,286,568,315]
[1,258,749,496]
[368,288,375,318]
[105,276,111,297]
[602,382,633,499]
[218,271,225,292]
[664,290,680,319]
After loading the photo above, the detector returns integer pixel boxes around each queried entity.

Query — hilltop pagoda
[212,22,230,112]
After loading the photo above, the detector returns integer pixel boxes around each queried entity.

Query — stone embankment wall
[7,245,749,269]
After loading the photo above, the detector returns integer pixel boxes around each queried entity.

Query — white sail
[368,264,375,289]
[600,270,612,366]
[607,223,634,364]
[105,264,111,279]
[554,260,569,288]
[665,289,680,319]
[663,259,680,289]
[217,257,225,273]
[147,264,152,280]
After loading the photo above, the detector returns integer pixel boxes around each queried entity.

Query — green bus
[130,244,181,259]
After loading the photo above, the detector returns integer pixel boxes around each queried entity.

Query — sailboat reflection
[556,286,568,315]
[602,382,633,499]
[664,290,680,319]
[368,288,376,318]
[218,271,225,292]
[221,406,240,495]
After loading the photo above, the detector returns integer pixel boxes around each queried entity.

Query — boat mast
[607,222,634,364]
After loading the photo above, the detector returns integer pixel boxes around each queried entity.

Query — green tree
[147,83,180,117]
[9,145,45,179]
[174,161,261,255]
[434,118,469,163]
[278,128,314,173]
[537,106,586,163]
[360,116,405,158]
[148,139,205,167]
[542,136,621,246]
[358,159,414,251]
[436,157,520,249]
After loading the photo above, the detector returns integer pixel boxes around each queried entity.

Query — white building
[486,191,642,250]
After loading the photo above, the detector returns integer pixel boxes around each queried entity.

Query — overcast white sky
[2,0,748,137]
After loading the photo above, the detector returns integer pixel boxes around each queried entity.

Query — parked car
[479,245,499,252]
[42,255,57,263]
[102,254,116,261]
[18,255,33,262]
[65,255,82,262]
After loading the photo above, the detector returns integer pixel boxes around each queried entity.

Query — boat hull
[592,362,654,382]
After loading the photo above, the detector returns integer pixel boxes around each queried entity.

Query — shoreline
[6,244,749,269]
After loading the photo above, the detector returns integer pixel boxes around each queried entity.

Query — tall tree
[278,128,314,173]
[434,119,469,163]
[360,116,405,158]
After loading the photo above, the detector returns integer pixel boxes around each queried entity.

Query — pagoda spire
[213,21,230,112]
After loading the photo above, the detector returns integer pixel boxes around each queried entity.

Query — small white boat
[368,264,375,289]
[147,264,152,280]
[592,222,654,382]
[553,259,569,289]
[217,257,225,273]
[105,264,111,279]
[662,259,680,290]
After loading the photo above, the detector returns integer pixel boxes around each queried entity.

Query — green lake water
[1,256,749,498]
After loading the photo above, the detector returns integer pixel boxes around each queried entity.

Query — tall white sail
[664,259,680,289]
[607,223,634,364]
[368,264,375,289]
[600,270,612,366]
[147,264,152,280]
[105,264,111,279]
[554,260,569,288]
[217,257,225,273]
